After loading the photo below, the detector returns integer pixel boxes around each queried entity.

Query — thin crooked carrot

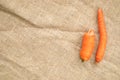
[96,8,107,62]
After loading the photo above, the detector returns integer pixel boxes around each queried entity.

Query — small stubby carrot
[95,8,107,62]
[80,29,95,61]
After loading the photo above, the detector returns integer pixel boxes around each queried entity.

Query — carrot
[80,29,95,61]
[96,8,107,62]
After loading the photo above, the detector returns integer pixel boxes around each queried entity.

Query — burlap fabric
[0,0,120,80]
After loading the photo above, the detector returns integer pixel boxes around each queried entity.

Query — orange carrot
[80,29,95,61]
[96,8,107,62]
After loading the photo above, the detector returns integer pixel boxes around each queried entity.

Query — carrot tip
[98,8,103,14]
[95,58,101,63]
[81,59,85,62]
[88,29,95,35]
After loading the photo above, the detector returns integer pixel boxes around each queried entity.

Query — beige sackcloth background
[0,0,120,80]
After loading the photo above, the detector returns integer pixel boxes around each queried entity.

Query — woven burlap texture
[0,0,120,80]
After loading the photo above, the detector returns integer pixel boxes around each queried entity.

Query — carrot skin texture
[96,8,107,62]
[80,30,95,61]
